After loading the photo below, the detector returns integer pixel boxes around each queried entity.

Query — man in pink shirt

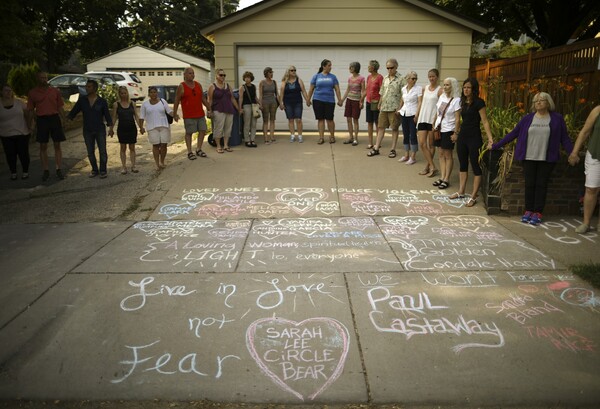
[27,71,66,181]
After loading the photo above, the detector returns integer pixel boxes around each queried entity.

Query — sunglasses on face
[387,67,396,70]
[290,69,296,72]
[219,74,226,77]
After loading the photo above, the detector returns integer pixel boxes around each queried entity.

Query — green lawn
[570,263,600,288]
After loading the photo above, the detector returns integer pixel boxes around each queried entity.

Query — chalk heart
[315,201,339,215]
[382,216,428,228]
[208,228,247,241]
[276,190,327,215]
[438,215,490,229]
[159,204,193,219]
[181,191,214,206]
[246,317,350,402]
[248,202,291,218]
[432,195,464,209]
[350,201,390,216]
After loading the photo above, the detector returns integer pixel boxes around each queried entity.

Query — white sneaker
[406,158,416,165]
[290,135,295,142]
[298,135,303,143]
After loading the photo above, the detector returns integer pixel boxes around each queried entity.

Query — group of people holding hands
[0,64,598,233]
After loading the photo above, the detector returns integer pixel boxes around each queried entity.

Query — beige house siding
[207,0,477,85]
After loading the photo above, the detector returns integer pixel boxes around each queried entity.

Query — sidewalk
[0,122,599,409]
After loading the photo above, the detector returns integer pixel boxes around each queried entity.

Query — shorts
[312,100,335,121]
[284,102,303,120]
[366,105,379,124]
[147,127,171,145]
[585,150,600,188]
[378,111,400,130]
[417,122,433,131]
[36,115,66,143]
[184,117,207,134]
[344,99,361,119]
[439,131,455,150]
[261,102,277,122]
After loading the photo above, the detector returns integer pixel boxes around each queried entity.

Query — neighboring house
[86,44,212,93]
[201,0,489,131]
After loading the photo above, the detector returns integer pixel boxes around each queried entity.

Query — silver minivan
[85,71,146,101]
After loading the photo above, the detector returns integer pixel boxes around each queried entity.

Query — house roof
[86,44,211,71]
[200,0,490,40]
[159,48,211,71]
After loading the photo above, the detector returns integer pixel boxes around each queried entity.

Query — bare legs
[582,187,600,227]
[418,130,436,173]
[439,148,453,184]
[152,143,167,170]
[120,143,137,173]
[39,142,63,171]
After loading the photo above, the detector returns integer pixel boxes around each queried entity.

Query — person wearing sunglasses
[367,58,405,158]
[397,71,422,164]
[259,67,279,144]
[280,66,310,143]
[208,69,241,153]
[173,67,210,160]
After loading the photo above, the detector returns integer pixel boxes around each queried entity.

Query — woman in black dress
[110,86,139,174]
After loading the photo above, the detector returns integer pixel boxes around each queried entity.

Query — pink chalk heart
[246,317,350,401]
[276,190,327,215]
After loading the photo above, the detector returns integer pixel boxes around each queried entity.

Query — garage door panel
[238,46,437,131]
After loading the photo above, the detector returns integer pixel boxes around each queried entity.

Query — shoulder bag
[433,97,453,141]
[245,85,261,118]
[161,99,173,124]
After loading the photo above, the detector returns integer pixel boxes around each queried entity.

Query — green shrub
[7,62,39,97]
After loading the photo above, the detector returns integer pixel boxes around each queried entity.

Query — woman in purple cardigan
[490,92,573,225]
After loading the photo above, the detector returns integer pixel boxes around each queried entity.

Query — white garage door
[237,45,438,131]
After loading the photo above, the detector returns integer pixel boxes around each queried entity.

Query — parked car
[85,71,145,101]
[48,74,118,101]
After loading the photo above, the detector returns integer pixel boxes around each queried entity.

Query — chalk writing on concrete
[420,272,499,288]
[512,218,599,245]
[485,292,564,325]
[249,276,345,311]
[366,286,505,353]
[188,314,235,338]
[246,317,349,401]
[111,340,241,383]
[120,276,196,312]
[525,326,596,353]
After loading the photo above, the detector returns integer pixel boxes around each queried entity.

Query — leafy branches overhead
[435,0,600,49]
[4,0,239,72]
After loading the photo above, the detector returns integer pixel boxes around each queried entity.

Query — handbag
[244,85,261,118]
[370,100,379,111]
[433,97,453,141]
[161,99,174,124]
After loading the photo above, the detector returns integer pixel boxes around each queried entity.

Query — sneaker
[42,170,50,181]
[89,171,98,178]
[521,211,532,223]
[529,212,543,226]
[290,135,295,142]
[21,173,29,180]
[298,135,303,143]
[352,139,358,146]
[99,172,108,179]
[406,158,416,165]
[575,223,590,234]
[56,169,64,180]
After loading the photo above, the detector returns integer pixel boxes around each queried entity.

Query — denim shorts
[284,102,303,120]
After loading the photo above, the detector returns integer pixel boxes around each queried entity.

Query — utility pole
[220,0,224,17]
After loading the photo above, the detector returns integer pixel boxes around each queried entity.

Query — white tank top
[417,85,441,125]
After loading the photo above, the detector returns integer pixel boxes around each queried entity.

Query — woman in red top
[365,60,383,149]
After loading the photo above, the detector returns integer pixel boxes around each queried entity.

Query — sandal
[250,141,257,147]
[217,148,224,154]
[432,179,443,186]
[187,152,197,160]
[343,139,353,144]
[245,142,252,147]
[318,138,325,145]
[224,147,233,152]
[466,198,477,207]
[367,148,380,157]
[366,144,373,149]
[131,167,139,173]
[449,192,465,200]
[120,169,128,175]
[418,167,430,175]
[329,136,336,144]
[196,149,207,157]
[427,169,439,178]
[388,149,397,158]
[438,181,449,189]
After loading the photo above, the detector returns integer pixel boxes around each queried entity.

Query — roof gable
[201,0,489,39]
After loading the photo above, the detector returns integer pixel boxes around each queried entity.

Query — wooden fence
[469,38,600,115]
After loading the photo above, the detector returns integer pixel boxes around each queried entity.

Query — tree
[435,0,600,49]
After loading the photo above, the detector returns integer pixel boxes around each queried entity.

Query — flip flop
[449,192,465,200]
[427,169,439,178]
[217,148,224,153]
[466,198,477,207]
[224,147,233,152]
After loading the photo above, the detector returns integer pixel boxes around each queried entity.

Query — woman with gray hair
[492,92,573,226]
